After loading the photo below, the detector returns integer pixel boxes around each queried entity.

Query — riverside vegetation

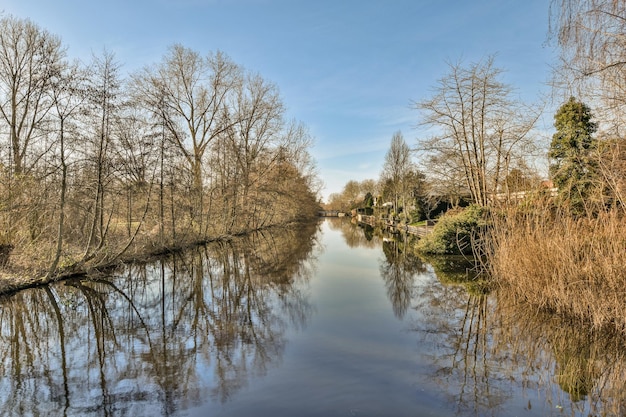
[340,175,626,338]
[487,205,626,336]
[0,15,320,292]
[485,95,626,337]
[425,199,626,337]
[323,0,626,341]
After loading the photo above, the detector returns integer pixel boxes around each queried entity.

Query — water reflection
[0,224,319,416]
[329,218,429,319]
[492,294,626,416]
[334,218,626,416]
[409,261,626,416]
[327,217,380,249]
[379,236,427,319]
[3,218,626,416]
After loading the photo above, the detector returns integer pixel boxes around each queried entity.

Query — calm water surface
[0,218,624,416]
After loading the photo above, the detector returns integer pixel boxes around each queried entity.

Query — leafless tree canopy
[0,16,321,279]
[382,131,414,217]
[0,15,64,175]
[415,56,539,206]
[550,0,626,132]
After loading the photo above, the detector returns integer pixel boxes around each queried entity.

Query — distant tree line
[328,48,626,221]
[0,15,321,278]
[325,55,545,221]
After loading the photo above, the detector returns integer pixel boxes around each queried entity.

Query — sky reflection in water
[0,218,625,416]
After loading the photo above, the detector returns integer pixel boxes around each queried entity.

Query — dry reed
[487,204,626,336]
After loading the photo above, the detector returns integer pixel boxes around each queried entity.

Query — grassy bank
[487,206,626,335]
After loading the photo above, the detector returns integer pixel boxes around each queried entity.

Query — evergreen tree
[363,192,374,208]
[549,97,598,212]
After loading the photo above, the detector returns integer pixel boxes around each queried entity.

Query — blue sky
[2,0,556,201]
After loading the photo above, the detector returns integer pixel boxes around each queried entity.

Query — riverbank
[358,203,626,338]
[0,219,318,297]
[355,214,434,237]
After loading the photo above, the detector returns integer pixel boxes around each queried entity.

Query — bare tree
[277,120,321,197]
[0,15,66,259]
[222,73,284,227]
[134,45,242,226]
[47,61,87,276]
[421,150,468,208]
[253,120,320,225]
[381,131,413,218]
[0,15,65,175]
[81,50,123,259]
[359,179,378,197]
[343,180,362,209]
[415,56,539,206]
[549,1,626,212]
[549,1,626,131]
[0,16,323,276]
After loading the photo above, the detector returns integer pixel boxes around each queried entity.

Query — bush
[416,205,488,255]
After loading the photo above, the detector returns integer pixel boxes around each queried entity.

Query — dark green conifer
[549,97,598,212]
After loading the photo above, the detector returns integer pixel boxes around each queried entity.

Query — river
[0,218,624,416]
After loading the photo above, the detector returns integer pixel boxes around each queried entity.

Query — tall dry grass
[487,203,626,336]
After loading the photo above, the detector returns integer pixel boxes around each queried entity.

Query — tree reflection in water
[336,218,626,416]
[492,293,626,416]
[327,217,380,249]
[379,235,428,319]
[0,223,318,416]
[413,255,626,416]
[3,219,626,416]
